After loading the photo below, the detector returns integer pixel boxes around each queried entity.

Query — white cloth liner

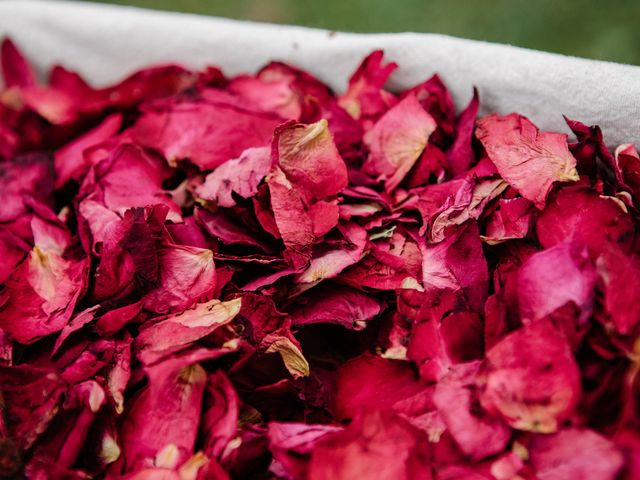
[0,0,638,146]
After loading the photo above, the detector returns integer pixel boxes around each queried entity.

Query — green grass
[94,0,640,65]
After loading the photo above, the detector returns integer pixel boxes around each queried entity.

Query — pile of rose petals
[0,38,639,479]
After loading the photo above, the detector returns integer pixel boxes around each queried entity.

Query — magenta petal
[142,244,216,314]
[54,113,123,188]
[332,354,429,421]
[197,146,271,207]
[274,120,348,203]
[308,410,431,480]
[267,167,315,270]
[1,38,36,88]
[420,221,489,312]
[269,422,343,479]
[290,286,383,330]
[363,94,437,191]
[536,186,634,255]
[479,319,581,432]
[118,351,217,472]
[517,242,597,324]
[0,365,66,450]
[529,428,624,480]
[433,362,511,460]
[476,113,579,208]
[447,88,479,176]
[135,298,241,365]
[0,244,88,344]
[132,99,280,170]
[200,371,239,460]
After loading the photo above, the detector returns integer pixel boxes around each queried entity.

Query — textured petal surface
[476,113,579,208]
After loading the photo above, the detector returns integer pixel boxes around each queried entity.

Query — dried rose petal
[0,365,65,450]
[536,186,634,255]
[289,285,383,330]
[476,113,579,208]
[200,371,239,461]
[26,380,106,475]
[482,197,535,244]
[135,297,242,365]
[0,221,88,344]
[1,38,36,88]
[269,422,343,479]
[267,167,315,270]
[196,146,271,207]
[132,99,280,170]
[273,119,348,203]
[596,246,640,335]
[81,144,181,222]
[338,50,397,122]
[54,113,122,188]
[433,362,511,460]
[479,319,581,432]
[529,428,624,480]
[142,244,216,314]
[420,221,488,312]
[447,88,479,176]
[518,242,597,324]
[308,410,431,480]
[0,154,53,223]
[363,94,437,191]
[332,354,430,421]
[408,311,484,381]
[119,354,209,472]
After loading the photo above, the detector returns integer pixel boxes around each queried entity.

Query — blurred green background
[94,0,640,65]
